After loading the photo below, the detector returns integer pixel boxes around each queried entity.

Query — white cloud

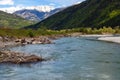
[0,0,14,5]
[0,5,55,13]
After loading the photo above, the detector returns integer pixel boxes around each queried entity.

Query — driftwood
[0,51,45,64]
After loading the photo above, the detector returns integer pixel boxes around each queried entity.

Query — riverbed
[0,37,120,80]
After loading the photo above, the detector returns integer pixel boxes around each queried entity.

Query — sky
[0,0,84,8]
[0,0,84,13]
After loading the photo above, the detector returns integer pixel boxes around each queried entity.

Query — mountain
[0,11,33,29]
[25,0,120,30]
[0,6,54,13]
[13,8,64,22]
[13,9,46,21]
[44,8,65,18]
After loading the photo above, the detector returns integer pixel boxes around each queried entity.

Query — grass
[0,26,120,38]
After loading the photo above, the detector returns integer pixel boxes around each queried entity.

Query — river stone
[0,51,45,64]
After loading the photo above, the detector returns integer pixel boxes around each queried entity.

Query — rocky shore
[0,36,53,64]
[0,33,86,64]
[0,51,45,64]
[0,36,53,48]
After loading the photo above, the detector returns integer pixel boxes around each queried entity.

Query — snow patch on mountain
[0,5,55,13]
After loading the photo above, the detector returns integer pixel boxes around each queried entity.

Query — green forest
[0,11,34,29]
[0,0,120,37]
[26,0,120,30]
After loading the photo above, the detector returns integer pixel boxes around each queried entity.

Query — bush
[0,26,119,38]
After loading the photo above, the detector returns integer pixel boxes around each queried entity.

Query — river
[0,37,120,80]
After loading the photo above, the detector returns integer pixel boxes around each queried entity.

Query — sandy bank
[80,34,113,37]
[76,34,120,44]
[98,37,120,43]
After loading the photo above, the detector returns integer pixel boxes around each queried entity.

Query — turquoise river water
[0,37,120,80]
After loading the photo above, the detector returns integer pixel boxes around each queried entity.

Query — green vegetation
[109,10,120,18]
[0,11,34,29]
[0,26,120,38]
[0,0,120,37]
[0,28,67,38]
[25,0,120,30]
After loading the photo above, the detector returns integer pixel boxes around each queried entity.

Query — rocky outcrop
[15,37,52,45]
[0,36,52,64]
[0,51,45,64]
[0,36,53,48]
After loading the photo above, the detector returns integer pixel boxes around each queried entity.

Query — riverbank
[0,34,72,64]
[1,34,120,49]
[0,51,45,64]
[98,37,120,43]
[0,36,53,49]
[0,36,54,64]
[80,34,113,37]
[79,34,120,44]
[0,33,120,64]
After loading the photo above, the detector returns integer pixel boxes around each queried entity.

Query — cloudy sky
[0,0,84,8]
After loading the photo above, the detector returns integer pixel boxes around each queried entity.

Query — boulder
[0,51,45,64]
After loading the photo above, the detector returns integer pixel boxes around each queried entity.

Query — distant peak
[0,5,55,13]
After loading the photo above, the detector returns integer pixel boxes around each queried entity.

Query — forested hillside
[0,11,34,29]
[25,0,120,30]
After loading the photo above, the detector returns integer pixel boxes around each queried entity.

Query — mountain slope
[44,8,65,18]
[0,11,33,29]
[13,8,64,22]
[14,9,46,21]
[26,0,120,30]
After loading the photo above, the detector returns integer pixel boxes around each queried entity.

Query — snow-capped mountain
[13,9,46,21]
[0,6,54,13]
[13,8,64,22]
[0,5,64,22]
[44,8,64,18]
